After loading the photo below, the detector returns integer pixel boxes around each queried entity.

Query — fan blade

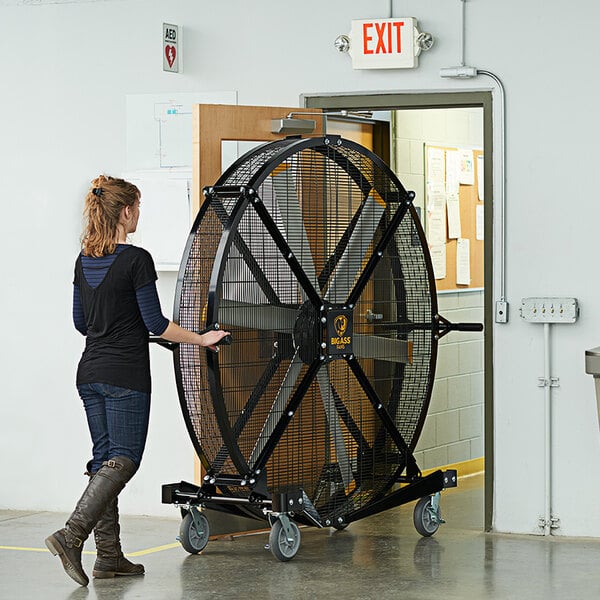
[353,334,413,364]
[210,353,282,473]
[323,375,372,451]
[324,194,385,304]
[316,368,353,489]
[248,350,304,467]
[217,300,414,364]
[218,299,297,333]
[345,355,420,477]
[212,195,281,305]
[250,185,322,306]
[268,168,319,297]
[347,196,412,307]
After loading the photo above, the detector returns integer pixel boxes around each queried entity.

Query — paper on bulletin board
[427,207,446,246]
[445,150,460,195]
[476,204,484,240]
[446,192,461,239]
[427,182,446,246]
[458,149,475,185]
[427,147,445,183]
[456,238,471,285]
[427,181,446,211]
[430,244,446,279]
[477,154,485,201]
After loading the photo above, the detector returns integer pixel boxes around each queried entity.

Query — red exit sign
[349,18,418,69]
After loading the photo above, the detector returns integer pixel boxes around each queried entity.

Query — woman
[45,175,230,586]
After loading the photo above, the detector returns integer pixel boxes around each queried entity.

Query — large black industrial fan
[160,135,482,561]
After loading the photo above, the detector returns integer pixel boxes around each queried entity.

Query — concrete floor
[1,473,600,599]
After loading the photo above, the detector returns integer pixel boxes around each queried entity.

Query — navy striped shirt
[73,245,169,336]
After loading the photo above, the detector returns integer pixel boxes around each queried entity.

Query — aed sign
[349,17,418,69]
[163,23,180,73]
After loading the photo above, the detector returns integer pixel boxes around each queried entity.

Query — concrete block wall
[392,108,485,471]
[413,291,485,470]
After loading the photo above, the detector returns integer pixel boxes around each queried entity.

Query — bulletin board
[425,145,484,291]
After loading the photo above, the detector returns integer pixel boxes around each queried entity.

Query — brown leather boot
[45,527,88,586]
[92,496,144,578]
[45,456,137,586]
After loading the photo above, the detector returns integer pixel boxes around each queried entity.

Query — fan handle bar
[434,314,484,340]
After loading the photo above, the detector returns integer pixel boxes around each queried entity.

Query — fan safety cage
[173,135,439,524]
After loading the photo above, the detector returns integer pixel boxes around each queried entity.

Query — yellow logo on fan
[334,315,348,337]
[331,314,351,348]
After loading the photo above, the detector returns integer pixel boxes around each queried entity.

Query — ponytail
[81,175,140,257]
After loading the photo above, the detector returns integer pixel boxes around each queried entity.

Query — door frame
[303,91,494,531]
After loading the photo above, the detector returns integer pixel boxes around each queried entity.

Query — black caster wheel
[413,495,441,537]
[269,519,301,561]
[179,511,210,554]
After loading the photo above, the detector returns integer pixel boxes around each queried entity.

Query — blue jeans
[78,383,150,473]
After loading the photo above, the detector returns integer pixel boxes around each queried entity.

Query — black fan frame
[172,134,440,498]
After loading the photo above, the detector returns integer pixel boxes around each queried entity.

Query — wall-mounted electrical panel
[520,297,579,324]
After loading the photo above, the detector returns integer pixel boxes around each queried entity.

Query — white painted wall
[1,0,600,536]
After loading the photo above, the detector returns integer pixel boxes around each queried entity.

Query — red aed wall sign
[163,23,180,73]
[349,17,418,69]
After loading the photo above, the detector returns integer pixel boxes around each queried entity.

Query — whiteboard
[126,91,238,171]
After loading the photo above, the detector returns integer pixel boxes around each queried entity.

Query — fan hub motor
[294,302,354,364]
[293,301,321,364]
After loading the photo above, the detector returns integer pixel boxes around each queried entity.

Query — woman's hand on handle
[159,322,232,351]
[200,328,232,351]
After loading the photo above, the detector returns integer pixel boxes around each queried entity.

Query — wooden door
[193,104,325,213]
[192,104,380,211]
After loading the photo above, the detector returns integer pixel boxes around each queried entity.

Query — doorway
[304,92,493,531]
[189,95,492,533]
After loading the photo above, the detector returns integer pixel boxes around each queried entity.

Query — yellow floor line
[126,542,181,556]
[0,546,96,554]
[0,543,182,556]
[421,456,484,478]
